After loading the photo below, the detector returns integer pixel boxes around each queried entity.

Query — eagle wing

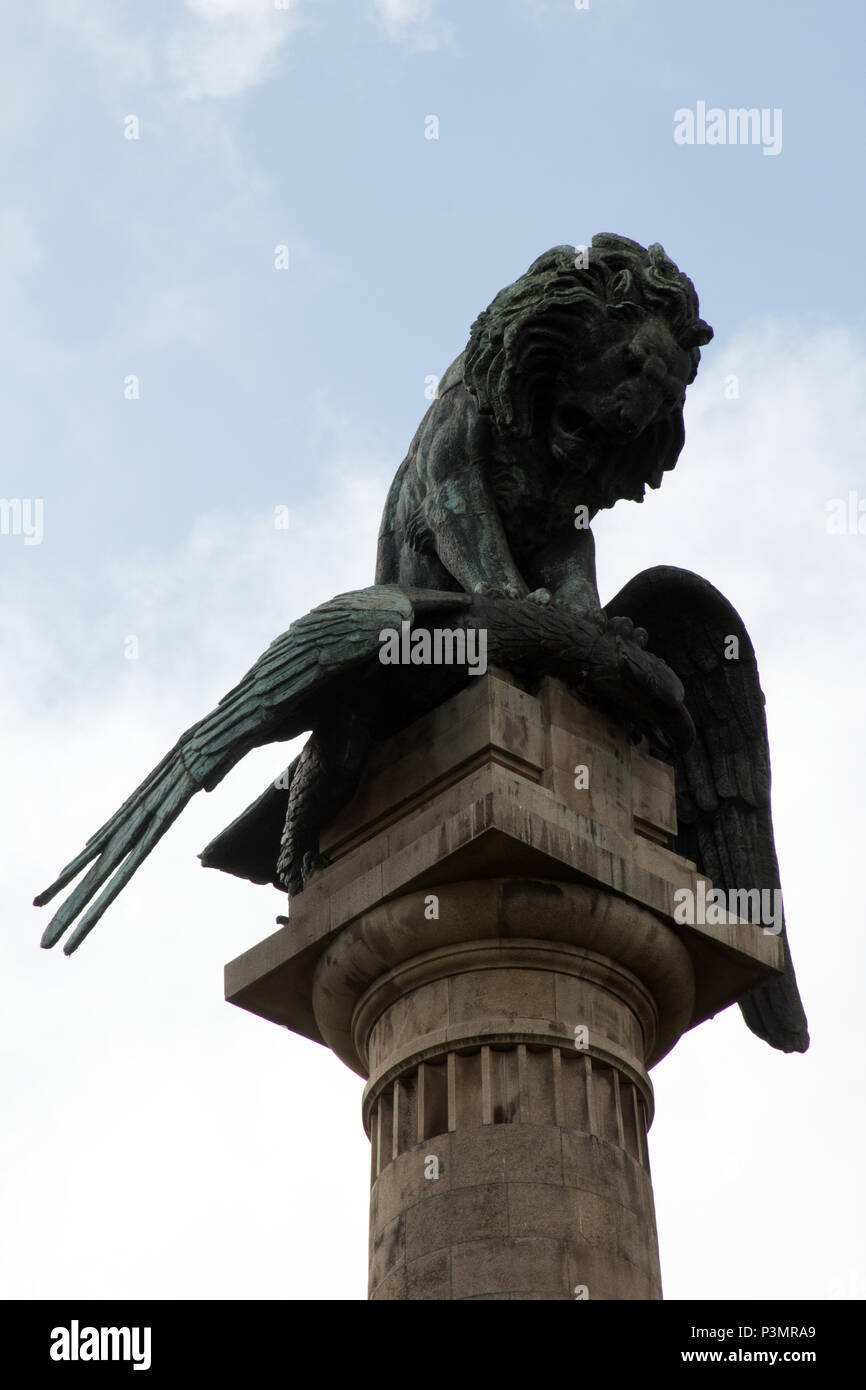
[35,587,463,954]
[605,565,809,1053]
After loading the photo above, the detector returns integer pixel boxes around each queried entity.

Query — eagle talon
[301,849,331,884]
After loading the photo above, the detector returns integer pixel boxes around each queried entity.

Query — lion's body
[375,351,602,609]
[374,238,711,615]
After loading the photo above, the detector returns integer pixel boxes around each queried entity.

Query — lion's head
[464,235,713,511]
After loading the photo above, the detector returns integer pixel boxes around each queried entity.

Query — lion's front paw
[472,581,525,601]
[526,587,552,606]
[606,614,648,649]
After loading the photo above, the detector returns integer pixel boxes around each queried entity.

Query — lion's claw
[472,582,525,601]
[607,614,648,649]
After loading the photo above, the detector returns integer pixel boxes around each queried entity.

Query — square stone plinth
[225,669,782,1050]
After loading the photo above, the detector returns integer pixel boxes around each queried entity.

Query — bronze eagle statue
[34,234,808,1055]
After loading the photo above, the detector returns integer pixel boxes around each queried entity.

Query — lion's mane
[464,235,714,442]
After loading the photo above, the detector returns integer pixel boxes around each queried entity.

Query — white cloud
[168,0,305,101]
[370,0,453,52]
[0,209,43,276]
[0,209,44,312]
[36,0,449,109]
[41,0,155,91]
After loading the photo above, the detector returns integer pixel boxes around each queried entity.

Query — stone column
[225,670,783,1301]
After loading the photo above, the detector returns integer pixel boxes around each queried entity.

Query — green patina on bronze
[34,234,808,1055]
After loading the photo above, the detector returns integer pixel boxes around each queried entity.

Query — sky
[2,0,865,1302]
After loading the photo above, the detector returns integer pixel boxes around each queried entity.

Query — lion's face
[548,312,695,511]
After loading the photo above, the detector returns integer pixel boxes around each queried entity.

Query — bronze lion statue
[375,234,713,614]
[36,234,809,1056]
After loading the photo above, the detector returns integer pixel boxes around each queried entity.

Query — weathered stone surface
[451,1237,569,1300]
[449,1126,565,1190]
[369,1210,405,1291]
[506,1182,571,1239]
[404,1248,451,1301]
[404,1182,508,1263]
[561,1133,654,1216]
[226,671,782,1054]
